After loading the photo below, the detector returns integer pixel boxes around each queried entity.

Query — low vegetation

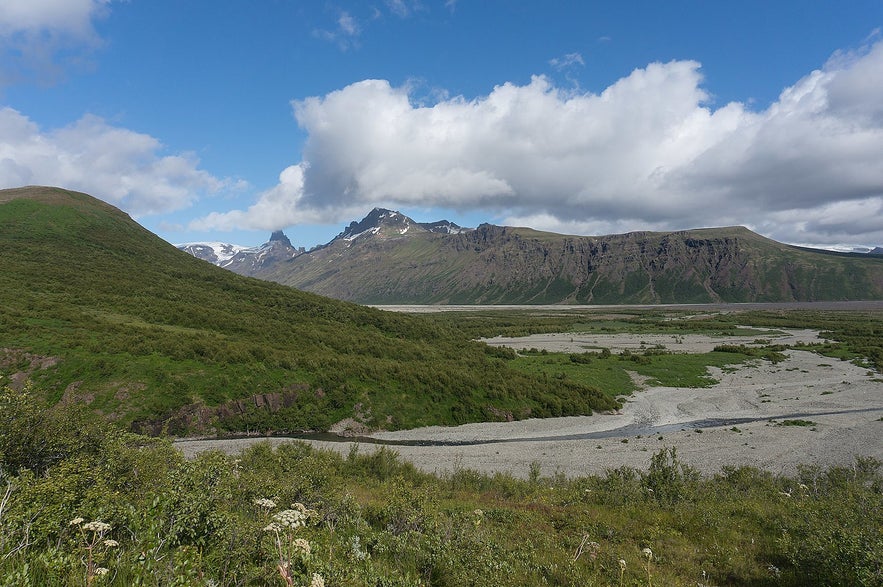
[0,189,615,434]
[2,383,881,586]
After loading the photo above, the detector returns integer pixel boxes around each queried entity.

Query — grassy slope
[0,187,616,434]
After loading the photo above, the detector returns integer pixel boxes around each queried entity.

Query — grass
[509,348,765,398]
[0,189,619,434]
[775,419,817,427]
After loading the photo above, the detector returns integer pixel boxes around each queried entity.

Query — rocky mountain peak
[337,208,419,241]
[337,208,472,242]
[269,230,292,247]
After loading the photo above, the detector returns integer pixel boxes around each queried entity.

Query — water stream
[215,406,883,448]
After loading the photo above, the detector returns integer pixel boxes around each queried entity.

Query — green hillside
[0,186,615,434]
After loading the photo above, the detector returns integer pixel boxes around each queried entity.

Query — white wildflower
[69,517,84,526]
[253,498,277,509]
[619,558,627,570]
[94,567,109,576]
[310,573,325,587]
[83,521,112,533]
[293,538,311,556]
[642,547,653,561]
[103,539,119,548]
[273,508,308,529]
[263,522,282,533]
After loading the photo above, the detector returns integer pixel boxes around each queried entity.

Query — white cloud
[549,52,585,70]
[385,0,414,18]
[0,0,108,36]
[0,107,228,215]
[197,40,883,247]
[313,10,362,51]
[0,0,112,85]
[337,12,359,37]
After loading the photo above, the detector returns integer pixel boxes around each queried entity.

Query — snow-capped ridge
[176,241,251,265]
[177,231,304,273]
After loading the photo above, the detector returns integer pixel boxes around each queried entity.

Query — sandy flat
[176,327,883,479]
[482,326,824,354]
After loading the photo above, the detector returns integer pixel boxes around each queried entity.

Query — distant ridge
[182,208,883,304]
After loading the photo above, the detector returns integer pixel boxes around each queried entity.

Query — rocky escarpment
[254,223,883,304]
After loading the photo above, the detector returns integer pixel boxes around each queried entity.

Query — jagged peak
[269,230,292,247]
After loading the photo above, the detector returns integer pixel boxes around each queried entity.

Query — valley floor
[177,326,883,478]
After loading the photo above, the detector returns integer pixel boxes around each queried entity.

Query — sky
[2,1,883,252]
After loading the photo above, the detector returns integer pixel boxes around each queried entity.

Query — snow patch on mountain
[176,242,250,265]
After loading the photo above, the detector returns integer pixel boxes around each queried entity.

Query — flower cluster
[69,517,116,584]
[259,501,322,586]
[272,502,317,529]
[293,538,311,556]
[83,521,112,534]
[273,509,308,529]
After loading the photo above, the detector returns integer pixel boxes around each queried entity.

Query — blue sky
[2,1,883,251]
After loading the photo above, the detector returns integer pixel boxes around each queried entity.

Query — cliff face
[253,224,883,304]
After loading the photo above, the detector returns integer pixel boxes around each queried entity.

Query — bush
[641,447,700,504]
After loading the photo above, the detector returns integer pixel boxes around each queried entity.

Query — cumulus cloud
[0,0,108,34]
[198,40,883,247]
[0,107,229,215]
[0,0,112,85]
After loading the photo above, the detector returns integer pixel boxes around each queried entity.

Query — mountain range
[180,209,883,304]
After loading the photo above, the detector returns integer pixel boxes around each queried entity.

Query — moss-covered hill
[0,186,615,435]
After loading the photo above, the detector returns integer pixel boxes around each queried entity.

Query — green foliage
[777,419,816,427]
[0,382,115,476]
[1,397,882,586]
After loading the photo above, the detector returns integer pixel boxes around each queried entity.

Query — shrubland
[1,382,880,586]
